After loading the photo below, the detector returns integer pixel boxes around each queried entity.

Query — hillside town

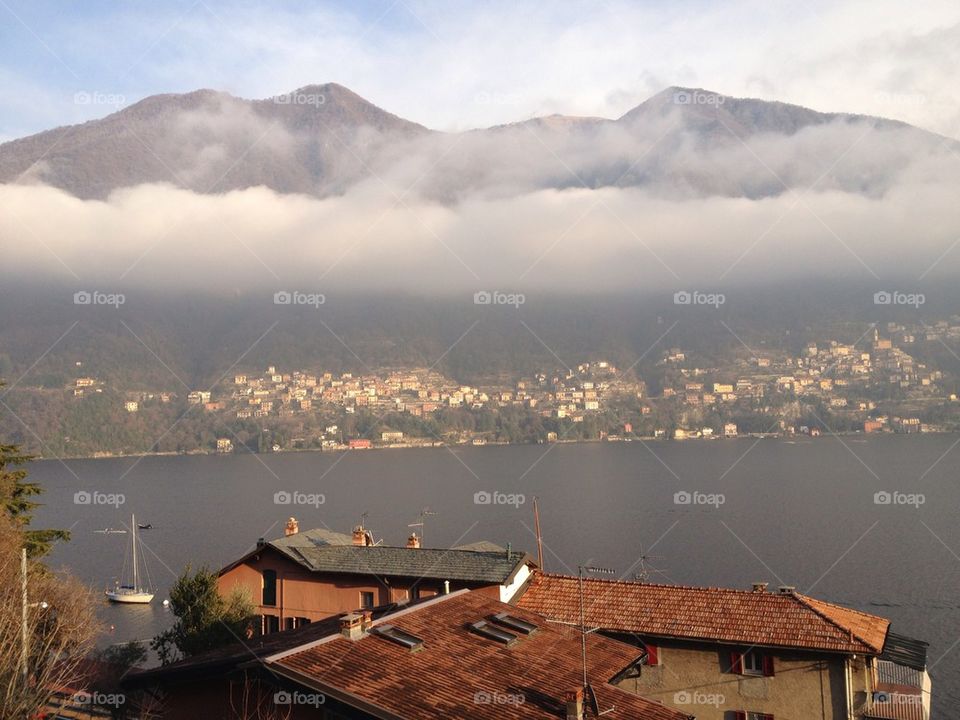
[64,318,960,455]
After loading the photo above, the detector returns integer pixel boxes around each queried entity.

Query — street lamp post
[21,547,48,688]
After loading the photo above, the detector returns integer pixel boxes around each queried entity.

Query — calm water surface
[28,435,960,716]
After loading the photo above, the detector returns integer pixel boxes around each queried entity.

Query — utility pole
[21,547,28,686]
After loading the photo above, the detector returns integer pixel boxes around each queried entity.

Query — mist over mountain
[0,84,951,201]
[1,84,959,297]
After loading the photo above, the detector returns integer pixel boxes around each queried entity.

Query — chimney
[284,517,299,536]
[778,585,796,594]
[752,582,769,593]
[406,532,421,549]
[353,525,367,546]
[340,612,364,641]
[361,609,373,632]
[564,688,584,720]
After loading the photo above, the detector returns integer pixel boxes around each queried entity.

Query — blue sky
[1,0,959,141]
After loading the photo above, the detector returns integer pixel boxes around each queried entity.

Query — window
[491,613,538,636]
[410,585,421,601]
[730,650,774,677]
[734,713,774,720]
[296,616,310,627]
[371,624,424,651]
[262,614,279,635]
[360,591,375,609]
[283,617,294,631]
[262,570,277,606]
[469,620,519,646]
[743,651,764,675]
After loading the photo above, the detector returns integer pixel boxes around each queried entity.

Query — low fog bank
[1,174,958,297]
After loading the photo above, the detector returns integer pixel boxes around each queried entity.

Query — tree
[0,514,100,718]
[152,566,255,664]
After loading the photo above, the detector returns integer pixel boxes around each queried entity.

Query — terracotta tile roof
[516,572,890,655]
[269,590,690,720]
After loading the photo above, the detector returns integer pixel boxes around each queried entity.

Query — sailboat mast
[132,514,138,590]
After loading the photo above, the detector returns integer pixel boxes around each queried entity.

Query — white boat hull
[106,589,154,604]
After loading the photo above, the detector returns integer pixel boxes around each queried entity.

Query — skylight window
[470,620,519,645]
[371,624,424,651]
[492,613,538,635]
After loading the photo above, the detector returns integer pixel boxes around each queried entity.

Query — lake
[27,435,960,716]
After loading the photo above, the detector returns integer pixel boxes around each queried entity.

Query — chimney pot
[752,582,769,593]
[407,532,421,549]
[284,517,299,536]
[778,585,796,594]
[353,525,368,546]
[361,609,373,631]
[565,687,584,720]
[340,612,364,641]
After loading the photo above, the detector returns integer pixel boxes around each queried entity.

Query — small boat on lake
[105,514,155,604]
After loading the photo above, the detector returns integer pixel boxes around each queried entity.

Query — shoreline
[32,429,954,462]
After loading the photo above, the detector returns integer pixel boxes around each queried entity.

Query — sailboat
[105,514,155,604]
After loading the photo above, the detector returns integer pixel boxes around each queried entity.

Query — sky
[1,0,960,143]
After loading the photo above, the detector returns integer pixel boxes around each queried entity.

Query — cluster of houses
[118,518,932,720]
[658,326,952,438]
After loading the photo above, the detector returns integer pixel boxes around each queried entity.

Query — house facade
[218,519,535,634]
[515,573,930,720]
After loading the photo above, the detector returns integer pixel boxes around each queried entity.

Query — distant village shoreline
[33,428,956,463]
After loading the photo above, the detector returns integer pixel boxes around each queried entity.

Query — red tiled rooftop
[516,572,889,655]
[268,589,690,720]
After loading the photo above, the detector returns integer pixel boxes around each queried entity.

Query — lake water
[27,435,960,716]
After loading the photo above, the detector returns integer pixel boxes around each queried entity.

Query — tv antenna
[408,507,437,546]
[579,565,617,716]
[631,546,666,583]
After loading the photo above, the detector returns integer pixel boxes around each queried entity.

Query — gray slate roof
[272,542,528,584]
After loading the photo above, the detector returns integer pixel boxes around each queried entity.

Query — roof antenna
[533,496,544,571]
[631,545,666,583]
[579,565,616,717]
[408,507,437,546]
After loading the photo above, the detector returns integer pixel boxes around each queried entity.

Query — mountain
[0,84,950,200]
